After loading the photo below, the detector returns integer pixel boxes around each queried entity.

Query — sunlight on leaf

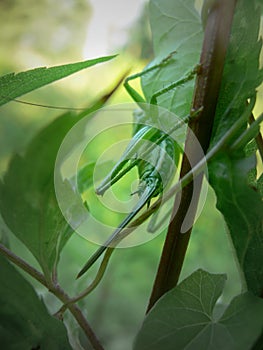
[0,55,117,106]
[141,0,202,120]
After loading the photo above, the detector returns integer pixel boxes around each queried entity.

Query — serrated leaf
[0,77,120,277]
[141,0,202,120]
[0,254,71,350]
[134,269,263,350]
[0,111,89,277]
[208,0,263,295]
[0,55,116,106]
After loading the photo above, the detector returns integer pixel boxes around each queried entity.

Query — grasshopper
[77,53,200,277]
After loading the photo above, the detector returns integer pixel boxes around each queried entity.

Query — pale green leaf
[141,0,203,120]
[0,55,116,106]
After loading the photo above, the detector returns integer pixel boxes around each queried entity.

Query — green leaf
[257,173,263,198]
[209,153,263,295]
[0,111,88,277]
[0,254,71,350]
[134,269,263,350]
[0,55,116,106]
[210,0,263,146]
[208,0,263,295]
[141,0,203,119]
[0,224,9,248]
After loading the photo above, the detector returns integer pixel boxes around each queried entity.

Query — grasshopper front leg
[96,52,198,196]
[82,54,201,276]
[95,125,160,195]
[78,135,177,278]
[77,183,158,278]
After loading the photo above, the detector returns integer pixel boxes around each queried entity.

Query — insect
[77,53,200,278]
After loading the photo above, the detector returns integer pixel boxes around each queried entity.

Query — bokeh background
[1,1,261,349]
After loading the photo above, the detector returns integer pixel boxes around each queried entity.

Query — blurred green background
[0,0,258,349]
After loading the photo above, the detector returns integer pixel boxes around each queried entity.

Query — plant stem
[56,248,114,314]
[0,243,48,287]
[0,243,104,350]
[63,101,255,305]
[98,101,255,251]
[147,0,238,311]
[49,284,105,350]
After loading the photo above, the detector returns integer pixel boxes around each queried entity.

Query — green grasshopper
[77,53,200,278]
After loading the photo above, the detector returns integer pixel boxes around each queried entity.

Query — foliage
[0,0,262,349]
[134,0,263,347]
[141,0,202,119]
[0,111,88,278]
[134,270,263,350]
[208,0,263,295]
[0,254,71,350]
[0,55,116,106]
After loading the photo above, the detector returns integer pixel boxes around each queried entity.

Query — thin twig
[49,284,105,350]
[0,243,48,287]
[67,303,104,350]
[56,248,114,314]
[85,103,255,282]
[0,243,105,350]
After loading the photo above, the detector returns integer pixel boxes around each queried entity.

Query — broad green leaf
[134,269,263,350]
[0,111,87,277]
[141,0,203,120]
[209,153,263,295]
[0,78,121,277]
[0,55,116,106]
[208,0,263,295]
[0,254,71,350]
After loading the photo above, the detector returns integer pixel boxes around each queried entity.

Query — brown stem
[66,303,105,350]
[50,284,105,350]
[0,244,104,350]
[0,243,48,287]
[147,0,237,311]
